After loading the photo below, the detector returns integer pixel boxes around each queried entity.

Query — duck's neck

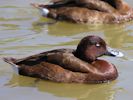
[73,50,95,63]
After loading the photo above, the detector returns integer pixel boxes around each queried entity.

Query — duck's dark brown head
[75,35,123,62]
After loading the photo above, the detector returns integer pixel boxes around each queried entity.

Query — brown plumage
[31,0,133,24]
[3,36,123,84]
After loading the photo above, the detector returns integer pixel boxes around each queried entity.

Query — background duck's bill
[105,47,124,57]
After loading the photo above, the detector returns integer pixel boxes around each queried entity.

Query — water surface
[0,0,133,100]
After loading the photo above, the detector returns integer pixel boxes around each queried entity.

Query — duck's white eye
[96,43,100,47]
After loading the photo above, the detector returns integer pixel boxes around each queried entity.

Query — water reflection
[0,24,19,30]
[103,22,133,49]
[6,74,118,100]
[32,17,133,50]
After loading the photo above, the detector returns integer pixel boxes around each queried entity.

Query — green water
[0,0,133,100]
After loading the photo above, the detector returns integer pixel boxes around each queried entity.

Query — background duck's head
[75,35,123,62]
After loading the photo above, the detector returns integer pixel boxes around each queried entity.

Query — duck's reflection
[102,22,133,49]
[6,74,118,100]
[31,17,133,50]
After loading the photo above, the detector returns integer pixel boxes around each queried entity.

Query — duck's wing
[78,0,117,13]
[49,0,117,13]
[3,48,94,73]
[45,52,95,73]
[50,0,69,4]
[4,49,74,66]
[104,0,123,9]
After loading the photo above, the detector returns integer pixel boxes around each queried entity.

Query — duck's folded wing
[49,0,117,13]
[78,0,116,13]
[15,51,93,73]
[50,0,67,4]
[4,49,93,73]
[45,52,95,73]
[13,49,74,65]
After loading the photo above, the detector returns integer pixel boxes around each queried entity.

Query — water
[0,0,133,100]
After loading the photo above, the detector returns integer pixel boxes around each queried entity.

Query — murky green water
[0,0,133,100]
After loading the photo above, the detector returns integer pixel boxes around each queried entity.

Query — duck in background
[31,0,133,24]
[3,35,123,83]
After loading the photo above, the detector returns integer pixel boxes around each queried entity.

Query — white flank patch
[40,8,49,16]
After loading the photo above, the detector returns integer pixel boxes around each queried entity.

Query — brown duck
[3,35,123,83]
[31,0,133,24]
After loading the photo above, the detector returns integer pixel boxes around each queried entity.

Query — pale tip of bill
[107,47,124,58]
[112,51,124,57]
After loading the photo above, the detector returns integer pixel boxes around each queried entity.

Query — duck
[31,0,133,24]
[3,35,124,84]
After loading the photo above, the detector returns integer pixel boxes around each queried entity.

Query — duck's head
[75,35,123,62]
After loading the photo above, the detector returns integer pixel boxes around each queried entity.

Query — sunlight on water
[0,0,133,100]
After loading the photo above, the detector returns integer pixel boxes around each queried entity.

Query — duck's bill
[105,47,124,57]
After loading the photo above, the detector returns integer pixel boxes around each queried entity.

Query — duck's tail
[31,3,58,25]
[31,3,50,17]
[3,57,17,66]
[3,57,19,74]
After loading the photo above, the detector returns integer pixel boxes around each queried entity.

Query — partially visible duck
[3,35,124,83]
[31,0,133,24]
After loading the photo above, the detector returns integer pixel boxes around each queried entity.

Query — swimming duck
[31,0,133,24]
[3,35,124,83]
